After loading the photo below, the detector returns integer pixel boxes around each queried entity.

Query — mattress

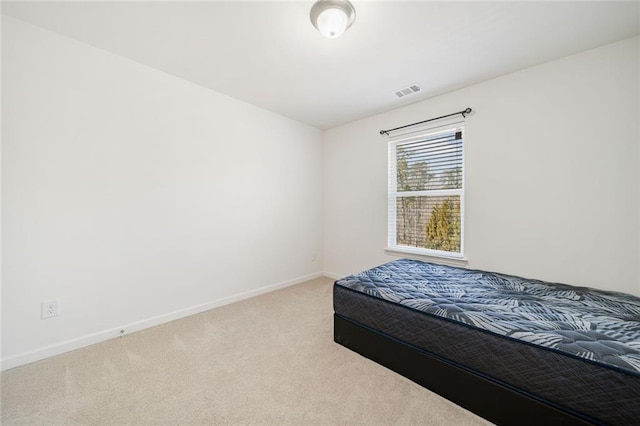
[333,259,640,424]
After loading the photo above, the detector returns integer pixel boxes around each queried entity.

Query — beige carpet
[1,277,490,425]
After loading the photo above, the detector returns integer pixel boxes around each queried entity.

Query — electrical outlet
[41,299,60,319]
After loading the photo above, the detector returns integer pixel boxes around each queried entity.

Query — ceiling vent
[394,83,422,99]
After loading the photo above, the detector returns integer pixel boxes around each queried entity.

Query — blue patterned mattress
[335,259,640,376]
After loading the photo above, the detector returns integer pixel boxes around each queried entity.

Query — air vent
[394,83,422,99]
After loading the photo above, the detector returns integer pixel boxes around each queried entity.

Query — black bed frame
[334,314,600,426]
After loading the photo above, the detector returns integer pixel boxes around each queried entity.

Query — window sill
[385,247,468,267]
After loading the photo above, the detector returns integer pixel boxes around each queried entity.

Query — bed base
[334,314,599,426]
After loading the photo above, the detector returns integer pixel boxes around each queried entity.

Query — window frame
[387,122,466,261]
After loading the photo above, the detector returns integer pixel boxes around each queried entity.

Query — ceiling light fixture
[310,0,356,39]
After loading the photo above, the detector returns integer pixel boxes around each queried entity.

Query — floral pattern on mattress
[335,259,640,374]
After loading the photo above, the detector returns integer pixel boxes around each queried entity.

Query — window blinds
[395,130,462,192]
[388,124,464,257]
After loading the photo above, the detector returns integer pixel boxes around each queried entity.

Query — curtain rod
[379,107,472,136]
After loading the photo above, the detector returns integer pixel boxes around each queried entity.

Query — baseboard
[1,271,323,371]
[323,271,344,280]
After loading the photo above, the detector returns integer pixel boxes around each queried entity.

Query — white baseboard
[1,272,323,371]
[322,271,344,280]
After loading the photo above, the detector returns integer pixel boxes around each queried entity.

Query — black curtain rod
[379,107,472,136]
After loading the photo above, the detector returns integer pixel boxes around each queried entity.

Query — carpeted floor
[1,277,491,425]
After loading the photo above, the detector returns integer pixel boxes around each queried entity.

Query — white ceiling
[2,1,639,129]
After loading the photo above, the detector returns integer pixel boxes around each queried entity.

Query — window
[388,123,464,258]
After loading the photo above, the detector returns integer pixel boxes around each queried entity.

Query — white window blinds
[388,122,464,257]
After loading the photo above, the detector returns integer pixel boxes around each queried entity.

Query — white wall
[324,37,640,296]
[1,16,323,368]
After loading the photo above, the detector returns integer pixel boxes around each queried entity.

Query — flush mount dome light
[310,0,356,39]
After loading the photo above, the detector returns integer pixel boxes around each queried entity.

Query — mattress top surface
[335,259,640,375]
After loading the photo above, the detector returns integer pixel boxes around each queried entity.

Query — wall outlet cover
[42,299,60,319]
